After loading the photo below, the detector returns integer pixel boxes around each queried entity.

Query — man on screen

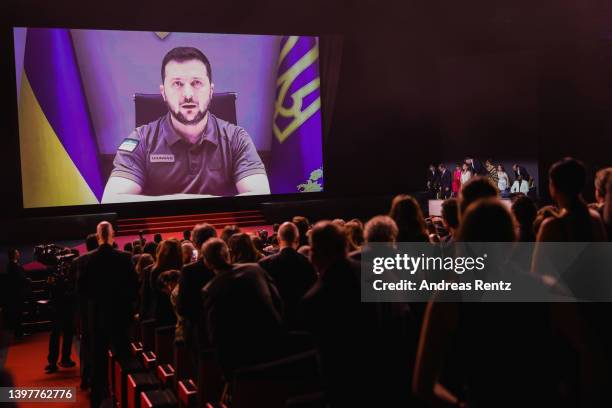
[101,47,270,203]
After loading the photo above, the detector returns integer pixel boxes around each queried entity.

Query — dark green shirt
[110,113,266,196]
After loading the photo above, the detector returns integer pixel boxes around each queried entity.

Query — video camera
[34,244,74,266]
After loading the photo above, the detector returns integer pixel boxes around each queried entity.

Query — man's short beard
[167,102,208,126]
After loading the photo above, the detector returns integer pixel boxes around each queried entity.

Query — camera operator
[45,248,78,374]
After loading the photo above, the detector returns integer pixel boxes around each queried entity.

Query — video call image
[13,28,324,208]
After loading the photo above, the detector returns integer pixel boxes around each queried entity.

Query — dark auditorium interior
[2,0,612,407]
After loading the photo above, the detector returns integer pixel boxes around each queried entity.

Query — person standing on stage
[438,163,452,199]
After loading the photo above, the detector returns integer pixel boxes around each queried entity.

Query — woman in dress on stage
[452,164,462,197]
[497,164,510,197]
[460,162,472,187]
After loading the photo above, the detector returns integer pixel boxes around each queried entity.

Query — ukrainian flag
[269,36,324,194]
[19,28,103,208]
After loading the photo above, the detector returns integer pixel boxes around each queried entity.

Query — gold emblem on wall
[154,32,171,40]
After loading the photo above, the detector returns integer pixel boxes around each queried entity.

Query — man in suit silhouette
[77,222,138,408]
[259,222,317,329]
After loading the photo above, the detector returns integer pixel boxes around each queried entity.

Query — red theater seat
[231,350,322,408]
[141,389,178,408]
[115,356,146,408]
[178,379,197,408]
[127,372,160,408]
[156,364,175,388]
[155,325,175,366]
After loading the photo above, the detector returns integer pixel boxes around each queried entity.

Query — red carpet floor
[4,333,89,408]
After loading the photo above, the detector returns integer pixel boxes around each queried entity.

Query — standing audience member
[532,205,559,238]
[1,249,30,340]
[440,198,460,244]
[220,225,241,244]
[177,223,217,364]
[301,221,402,406]
[292,216,311,248]
[140,239,182,326]
[511,194,537,242]
[77,222,138,408]
[46,248,79,374]
[153,233,163,244]
[344,220,364,252]
[458,176,498,218]
[259,222,317,329]
[535,158,605,242]
[389,194,430,242]
[228,233,262,263]
[201,238,283,376]
[593,168,612,240]
[182,229,192,242]
[74,234,99,390]
[181,241,196,265]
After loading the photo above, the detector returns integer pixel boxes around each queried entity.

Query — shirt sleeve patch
[118,138,139,152]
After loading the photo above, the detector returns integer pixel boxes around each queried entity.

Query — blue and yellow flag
[19,28,103,208]
[269,36,324,194]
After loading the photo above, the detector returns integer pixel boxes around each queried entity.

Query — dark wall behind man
[2,0,612,215]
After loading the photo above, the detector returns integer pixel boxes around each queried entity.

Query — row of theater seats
[107,319,325,408]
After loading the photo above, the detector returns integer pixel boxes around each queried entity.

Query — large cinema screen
[13,28,324,208]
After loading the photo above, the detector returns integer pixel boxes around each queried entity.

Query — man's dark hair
[154,233,163,244]
[85,233,99,252]
[310,221,347,262]
[456,198,516,242]
[123,242,133,253]
[161,47,212,83]
[459,176,499,216]
[549,157,586,197]
[143,241,158,258]
[7,249,18,262]
[220,225,241,244]
[511,194,537,229]
[202,238,231,271]
[192,223,217,248]
[441,198,459,230]
[182,229,192,241]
